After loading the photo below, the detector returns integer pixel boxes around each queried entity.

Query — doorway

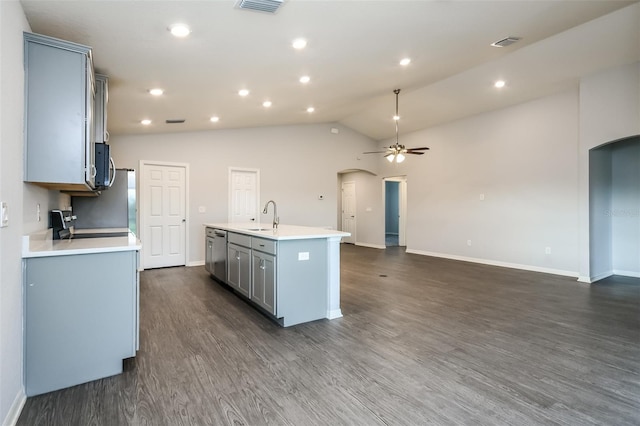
[140,161,188,269]
[384,177,407,247]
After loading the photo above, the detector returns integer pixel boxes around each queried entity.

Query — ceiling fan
[363,89,429,163]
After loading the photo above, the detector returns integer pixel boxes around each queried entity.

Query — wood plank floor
[17,245,640,425]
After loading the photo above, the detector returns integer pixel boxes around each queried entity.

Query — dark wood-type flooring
[17,245,640,425]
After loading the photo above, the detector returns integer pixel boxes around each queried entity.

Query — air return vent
[491,36,521,48]
[236,0,284,14]
[165,119,185,124]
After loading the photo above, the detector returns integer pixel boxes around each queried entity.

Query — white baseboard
[3,388,26,426]
[613,269,640,278]
[187,260,205,267]
[588,270,614,283]
[327,309,343,320]
[355,242,386,250]
[577,276,593,283]
[405,249,579,278]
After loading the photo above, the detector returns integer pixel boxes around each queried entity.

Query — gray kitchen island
[204,223,350,327]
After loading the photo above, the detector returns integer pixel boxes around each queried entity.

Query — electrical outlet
[545,247,551,255]
[298,252,310,261]
[1,202,8,228]
[479,194,485,201]
[467,240,472,246]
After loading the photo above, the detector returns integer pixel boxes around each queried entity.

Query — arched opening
[589,135,640,281]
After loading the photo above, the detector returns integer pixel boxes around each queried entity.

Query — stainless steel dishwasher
[212,229,227,283]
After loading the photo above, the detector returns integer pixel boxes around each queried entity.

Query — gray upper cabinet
[24,32,96,192]
[94,74,108,143]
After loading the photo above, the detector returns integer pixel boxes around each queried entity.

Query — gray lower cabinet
[23,32,96,192]
[227,242,251,298]
[24,250,138,396]
[220,232,328,326]
[251,238,277,315]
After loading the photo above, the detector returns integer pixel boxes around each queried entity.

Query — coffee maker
[50,209,76,240]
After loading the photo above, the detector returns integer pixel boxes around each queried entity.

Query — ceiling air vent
[165,119,185,124]
[236,0,284,14]
[491,36,521,48]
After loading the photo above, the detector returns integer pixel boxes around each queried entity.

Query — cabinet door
[227,243,251,298]
[252,251,276,315]
[24,33,95,190]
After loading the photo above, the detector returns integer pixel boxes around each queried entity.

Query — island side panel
[326,236,344,319]
[277,239,328,326]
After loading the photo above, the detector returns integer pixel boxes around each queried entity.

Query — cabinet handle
[235,250,240,261]
[259,259,265,270]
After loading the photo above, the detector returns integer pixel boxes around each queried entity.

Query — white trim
[356,242,386,250]
[588,270,615,283]
[327,309,343,319]
[188,260,205,267]
[228,167,260,223]
[613,269,640,278]
[3,389,26,426]
[139,160,190,269]
[577,276,593,283]
[406,248,579,278]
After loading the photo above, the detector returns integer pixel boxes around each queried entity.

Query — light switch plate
[1,202,8,228]
[298,252,310,261]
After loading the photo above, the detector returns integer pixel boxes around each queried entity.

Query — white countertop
[23,228,142,258]
[204,223,350,241]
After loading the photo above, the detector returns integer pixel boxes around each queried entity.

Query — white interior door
[341,181,356,244]
[141,162,187,269]
[229,168,259,224]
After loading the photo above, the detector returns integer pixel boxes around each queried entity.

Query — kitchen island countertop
[203,223,350,240]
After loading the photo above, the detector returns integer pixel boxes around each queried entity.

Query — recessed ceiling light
[238,89,250,97]
[263,101,272,108]
[292,38,307,49]
[307,106,315,113]
[399,58,411,66]
[299,76,311,84]
[210,116,219,123]
[141,119,152,125]
[149,88,164,96]
[494,80,506,88]
[169,24,191,38]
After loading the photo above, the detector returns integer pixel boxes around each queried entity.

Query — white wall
[376,90,581,275]
[110,123,379,265]
[338,171,385,248]
[578,62,640,281]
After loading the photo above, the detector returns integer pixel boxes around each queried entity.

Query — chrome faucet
[262,200,279,229]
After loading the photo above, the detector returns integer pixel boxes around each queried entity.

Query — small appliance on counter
[50,209,76,240]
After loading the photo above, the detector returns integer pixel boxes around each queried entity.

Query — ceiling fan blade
[406,147,430,151]
[363,151,390,154]
[406,151,425,155]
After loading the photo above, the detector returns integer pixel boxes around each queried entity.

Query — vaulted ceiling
[20,0,640,140]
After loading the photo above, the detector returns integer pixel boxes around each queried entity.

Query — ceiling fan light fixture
[396,153,405,163]
[386,154,395,163]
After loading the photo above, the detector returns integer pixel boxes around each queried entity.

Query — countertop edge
[203,223,350,241]
[22,229,142,258]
